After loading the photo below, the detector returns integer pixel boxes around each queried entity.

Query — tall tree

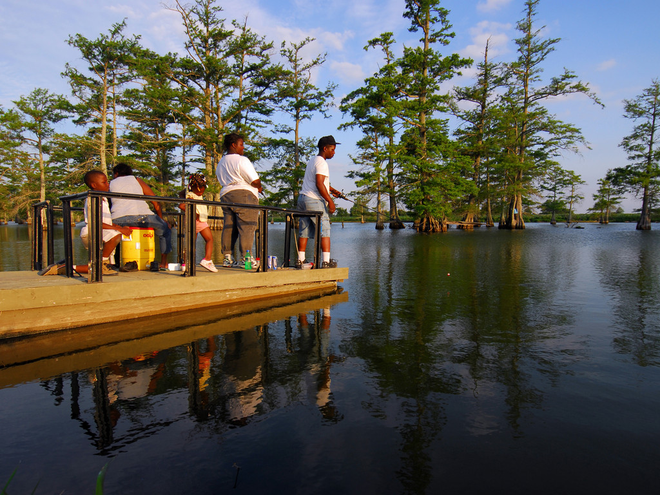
[563,170,585,224]
[609,79,660,230]
[11,89,72,209]
[453,39,503,228]
[589,175,621,224]
[539,163,570,224]
[63,20,141,175]
[341,33,405,229]
[263,37,336,207]
[397,0,473,232]
[498,0,601,230]
[122,47,180,196]
[165,0,284,224]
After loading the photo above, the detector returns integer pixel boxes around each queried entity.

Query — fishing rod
[334,190,380,213]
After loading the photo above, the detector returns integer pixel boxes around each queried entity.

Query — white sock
[322,252,330,263]
[298,251,306,262]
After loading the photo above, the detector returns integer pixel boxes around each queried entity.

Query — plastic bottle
[245,250,252,270]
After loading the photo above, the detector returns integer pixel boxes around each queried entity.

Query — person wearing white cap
[297,135,342,268]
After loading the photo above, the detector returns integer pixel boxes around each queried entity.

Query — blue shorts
[297,195,330,239]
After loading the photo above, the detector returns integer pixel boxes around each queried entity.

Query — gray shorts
[297,194,330,239]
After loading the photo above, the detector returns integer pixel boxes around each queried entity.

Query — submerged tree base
[414,216,447,233]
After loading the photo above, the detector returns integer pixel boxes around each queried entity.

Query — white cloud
[597,59,616,71]
[476,0,513,13]
[105,4,142,19]
[330,61,365,84]
[461,21,512,61]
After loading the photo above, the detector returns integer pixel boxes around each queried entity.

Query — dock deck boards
[0,266,348,339]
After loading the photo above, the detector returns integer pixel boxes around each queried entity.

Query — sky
[1,0,659,213]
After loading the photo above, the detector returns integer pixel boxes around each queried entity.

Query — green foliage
[262,37,335,206]
[63,19,142,175]
[496,0,601,229]
[608,79,660,229]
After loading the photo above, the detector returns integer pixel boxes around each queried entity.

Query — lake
[1,222,659,494]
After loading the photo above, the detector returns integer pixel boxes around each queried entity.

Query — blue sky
[1,0,659,212]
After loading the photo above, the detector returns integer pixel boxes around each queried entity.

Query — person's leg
[297,195,316,262]
[220,204,236,257]
[233,191,259,259]
[102,233,122,258]
[200,227,213,260]
[319,205,332,265]
[143,215,172,268]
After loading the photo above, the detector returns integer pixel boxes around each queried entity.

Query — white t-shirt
[186,191,208,222]
[300,155,330,201]
[109,175,153,218]
[216,154,259,199]
[80,197,112,238]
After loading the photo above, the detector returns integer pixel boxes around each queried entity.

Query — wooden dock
[0,266,348,339]
[0,288,348,388]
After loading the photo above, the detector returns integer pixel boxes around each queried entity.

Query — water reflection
[3,224,660,494]
[593,233,660,366]
[2,293,346,461]
[341,227,604,491]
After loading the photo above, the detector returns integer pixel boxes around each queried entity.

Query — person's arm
[136,177,163,218]
[316,174,335,214]
[250,178,263,194]
[103,222,132,237]
[329,186,342,198]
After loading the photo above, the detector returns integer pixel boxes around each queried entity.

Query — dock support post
[258,210,268,272]
[47,202,55,267]
[88,194,103,283]
[284,214,292,268]
[62,199,74,278]
[183,200,196,277]
[31,203,44,271]
[314,213,322,269]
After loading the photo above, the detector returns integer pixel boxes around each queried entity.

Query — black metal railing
[45,190,323,282]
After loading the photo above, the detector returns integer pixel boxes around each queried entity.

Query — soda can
[273,256,278,270]
[267,256,273,270]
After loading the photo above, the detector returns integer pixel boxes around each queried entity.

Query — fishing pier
[0,191,348,339]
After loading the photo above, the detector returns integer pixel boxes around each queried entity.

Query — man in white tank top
[109,163,172,269]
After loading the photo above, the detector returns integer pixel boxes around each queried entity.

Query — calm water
[1,222,660,494]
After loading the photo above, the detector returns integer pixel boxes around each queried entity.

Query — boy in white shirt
[297,135,342,268]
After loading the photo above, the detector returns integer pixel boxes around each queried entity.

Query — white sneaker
[222,257,233,268]
[200,259,218,272]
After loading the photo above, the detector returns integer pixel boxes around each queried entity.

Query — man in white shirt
[109,163,172,269]
[297,135,342,268]
[216,132,263,267]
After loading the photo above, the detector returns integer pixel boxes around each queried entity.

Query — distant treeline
[1,0,658,231]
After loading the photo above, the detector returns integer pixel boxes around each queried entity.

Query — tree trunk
[376,183,384,230]
[637,185,652,230]
[500,193,526,229]
[415,214,447,233]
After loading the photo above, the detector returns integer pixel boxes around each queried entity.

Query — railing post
[259,210,268,272]
[62,199,74,278]
[32,203,43,271]
[176,212,184,265]
[47,202,55,266]
[314,213,322,269]
[183,199,196,277]
[283,214,292,268]
[88,193,103,283]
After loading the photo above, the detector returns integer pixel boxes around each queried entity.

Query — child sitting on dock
[39,170,133,275]
[178,173,217,272]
